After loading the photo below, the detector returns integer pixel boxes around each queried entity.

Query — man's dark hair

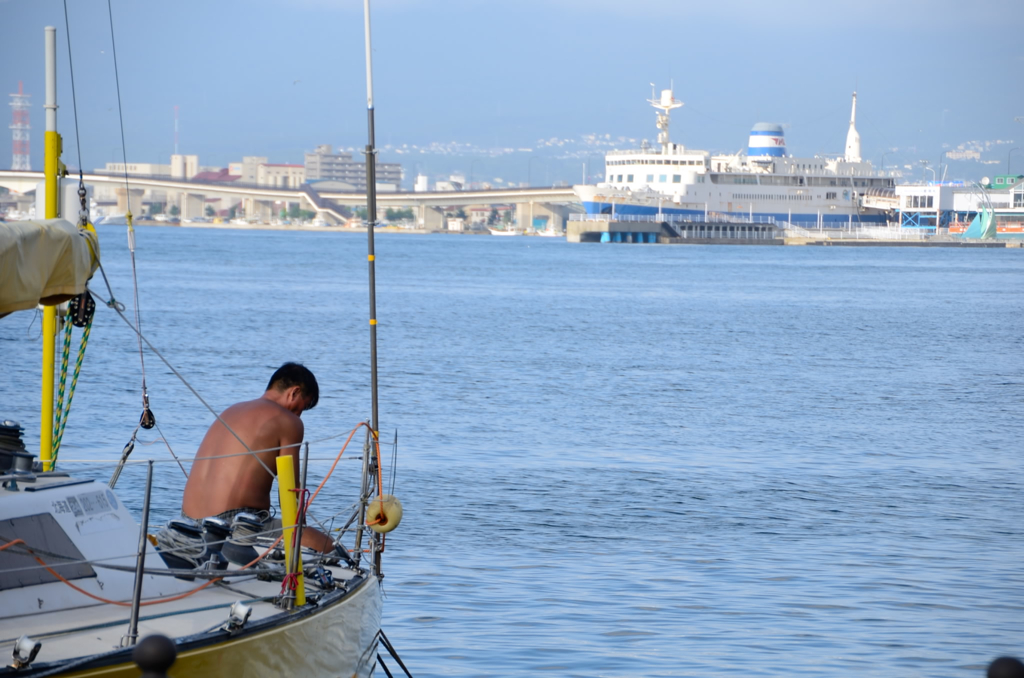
[267,362,319,410]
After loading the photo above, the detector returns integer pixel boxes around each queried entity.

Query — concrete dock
[566,217,1022,248]
[566,217,780,244]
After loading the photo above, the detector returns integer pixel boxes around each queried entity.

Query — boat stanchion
[294,441,309,571]
[354,426,372,568]
[276,455,305,608]
[123,460,154,647]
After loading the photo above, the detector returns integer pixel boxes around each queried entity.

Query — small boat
[488,226,521,236]
[1,15,400,677]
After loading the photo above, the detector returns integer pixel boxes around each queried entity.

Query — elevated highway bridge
[0,170,580,229]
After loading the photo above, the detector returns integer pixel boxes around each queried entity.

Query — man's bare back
[182,396,304,518]
[181,363,334,552]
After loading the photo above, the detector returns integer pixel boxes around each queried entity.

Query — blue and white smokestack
[748,123,785,158]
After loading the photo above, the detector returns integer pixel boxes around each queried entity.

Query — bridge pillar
[115,187,146,216]
[417,204,445,231]
[514,201,566,232]
[255,200,275,223]
[179,193,205,221]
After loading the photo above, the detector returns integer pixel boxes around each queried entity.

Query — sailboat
[0,6,400,676]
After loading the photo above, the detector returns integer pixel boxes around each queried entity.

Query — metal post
[293,441,309,571]
[353,427,371,567]
[363,0,379,438]
[362,0,384,580]
[124,460,154,646]
[40,26,60,470]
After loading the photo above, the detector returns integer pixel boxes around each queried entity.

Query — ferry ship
[575,88,896,227]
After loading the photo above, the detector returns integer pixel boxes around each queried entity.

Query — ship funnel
[748,123,785,158]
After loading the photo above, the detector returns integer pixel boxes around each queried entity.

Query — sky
[2,0,1023,184]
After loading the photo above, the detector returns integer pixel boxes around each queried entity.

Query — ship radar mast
[844,91,862,163]
[648,86,683,154]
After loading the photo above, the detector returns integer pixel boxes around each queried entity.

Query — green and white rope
[52,311,93,463]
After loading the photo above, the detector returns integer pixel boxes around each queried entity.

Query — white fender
[366,494,402,534]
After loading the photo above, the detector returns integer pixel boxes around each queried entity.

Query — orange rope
[1,534,282,608]
[307,421,385,517]
[307,423,361,505]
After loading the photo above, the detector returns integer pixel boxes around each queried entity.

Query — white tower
[9,81,31,171]
[844,91,862,163]
[648,86,683,154]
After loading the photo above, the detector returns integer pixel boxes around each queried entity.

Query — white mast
[844,91,862,163]
[648,87,683,154]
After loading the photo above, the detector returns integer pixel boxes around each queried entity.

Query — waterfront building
[171,154,199,180]
[899,174,1024,237]
[304,144,402,191]
[241,156,267,184]
[256,163,305,189]
[98,161,171,177]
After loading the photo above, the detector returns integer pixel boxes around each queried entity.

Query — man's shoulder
[251,398,303,432]
[227,398,286,416]
[222,397,302,440]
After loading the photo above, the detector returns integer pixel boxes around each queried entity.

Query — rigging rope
[104,0,155,434]
[153,419,189,479]
[87,267,272,479]
[61,0,90,229]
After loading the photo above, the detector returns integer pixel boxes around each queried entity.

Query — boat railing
[606,149,709,158]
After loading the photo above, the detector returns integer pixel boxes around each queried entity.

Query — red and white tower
[9,81,31,171]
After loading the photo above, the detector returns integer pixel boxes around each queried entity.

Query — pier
[567,214,781,244]
[566,214,1022,247]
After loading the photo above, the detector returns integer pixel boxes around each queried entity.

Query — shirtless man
[182,362,334,552]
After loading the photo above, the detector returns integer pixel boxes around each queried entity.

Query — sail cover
[0,219,100,318]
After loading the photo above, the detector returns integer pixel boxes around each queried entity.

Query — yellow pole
[40,307,56,470]
[276,456,306,607]
[40,26,61,471]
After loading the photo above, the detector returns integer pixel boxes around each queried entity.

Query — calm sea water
[2,226,1023,677]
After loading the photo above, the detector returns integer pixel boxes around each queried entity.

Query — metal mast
[363,0,379,436]
[359,0,386,579]
[648,86,683,155]
[9,81,31,170]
